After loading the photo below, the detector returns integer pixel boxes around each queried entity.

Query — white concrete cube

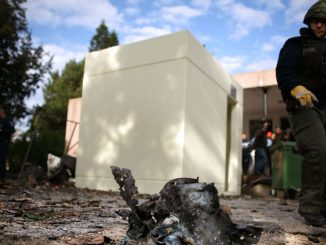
[75,30,243,195]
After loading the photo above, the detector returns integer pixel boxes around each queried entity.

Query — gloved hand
[290,85,319,108]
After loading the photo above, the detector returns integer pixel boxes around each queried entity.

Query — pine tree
[89,20,119,52]
[0,0,52,120]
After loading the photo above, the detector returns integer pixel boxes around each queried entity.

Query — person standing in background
[241,133,252,175]
[252,120,269,175]
[0,105,15,182]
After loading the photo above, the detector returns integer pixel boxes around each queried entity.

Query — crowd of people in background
[241,119,294,176]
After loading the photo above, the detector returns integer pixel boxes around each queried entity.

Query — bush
[8,129,65,175]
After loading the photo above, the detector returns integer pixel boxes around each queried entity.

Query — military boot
[300,212,326,227]
[320,177,326,218]
[320,202,326,218]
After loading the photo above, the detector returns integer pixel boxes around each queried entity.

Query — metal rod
[263,88,268,118]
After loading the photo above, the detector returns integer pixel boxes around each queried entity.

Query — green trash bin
[271,141,303,190]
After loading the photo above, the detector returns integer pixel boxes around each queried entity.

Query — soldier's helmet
[304,0,326,24]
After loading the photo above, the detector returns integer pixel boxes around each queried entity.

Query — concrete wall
[75,30,243,195]
[241,86,288,137]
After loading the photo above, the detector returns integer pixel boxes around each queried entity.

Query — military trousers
[288,106,326,214]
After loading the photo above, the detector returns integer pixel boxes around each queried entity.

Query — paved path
[221,196,326,244]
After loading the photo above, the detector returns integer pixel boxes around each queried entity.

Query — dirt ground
[1,179,326,245]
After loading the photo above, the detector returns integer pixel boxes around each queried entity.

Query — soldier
[0,105,15,182]
[276,0,326,226]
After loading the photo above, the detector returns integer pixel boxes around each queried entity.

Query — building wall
[183,61,228,191]
[233,70,289,137]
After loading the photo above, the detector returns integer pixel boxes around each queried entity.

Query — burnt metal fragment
[111,166,262,244]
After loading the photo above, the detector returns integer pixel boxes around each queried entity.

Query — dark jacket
[252,128,267,150]
[0,116,15,145]
[276,28,326,109]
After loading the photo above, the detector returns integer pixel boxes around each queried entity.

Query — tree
[8,60,85,173]
[0,0,52,120]
[35,60,84,131]
[89,20,119,52]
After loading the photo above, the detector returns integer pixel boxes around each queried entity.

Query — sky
[24,0,317,107]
